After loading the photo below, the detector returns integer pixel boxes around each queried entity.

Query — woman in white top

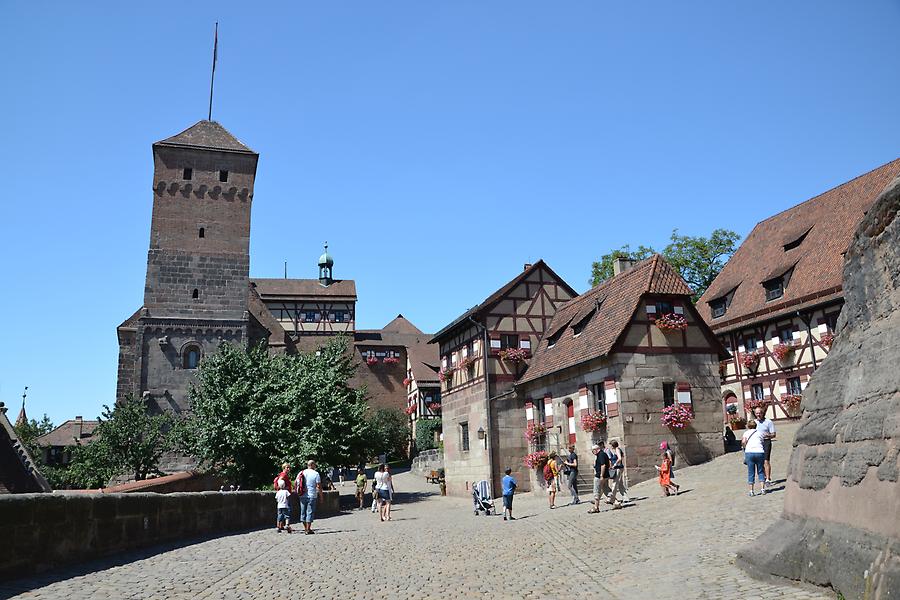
[374,463,394,522]
[741,420,767,496]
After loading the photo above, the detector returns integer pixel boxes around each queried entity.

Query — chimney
[75,415,83,439]
[523,263,533,271]
[613,257,636,276]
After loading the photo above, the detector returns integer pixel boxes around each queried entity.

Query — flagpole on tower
[208,22,218,121]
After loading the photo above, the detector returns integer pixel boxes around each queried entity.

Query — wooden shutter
[604,379,619,417]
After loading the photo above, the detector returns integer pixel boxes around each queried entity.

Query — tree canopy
[590,228,740,300]
[184,336,370,488]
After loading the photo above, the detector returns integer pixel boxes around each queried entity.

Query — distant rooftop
[155,120,256,154]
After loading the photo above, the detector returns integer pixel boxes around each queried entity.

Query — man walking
[754,406,777,488]
[563,444,580,505]
[588,442,610,514]
[607,440,626,507]
[501,467,517,521]
[296,459,322,535]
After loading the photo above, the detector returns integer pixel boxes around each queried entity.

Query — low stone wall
[411,449,444,476]
[0,489,340,580]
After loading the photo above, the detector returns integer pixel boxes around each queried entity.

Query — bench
[426,470,440,484]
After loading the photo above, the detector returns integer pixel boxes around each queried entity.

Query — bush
[415,419,442,452]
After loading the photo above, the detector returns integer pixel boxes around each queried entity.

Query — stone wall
[0,489,340,581]
[411,449,444,476]
[441,380,491,497]
[738,175,900,599]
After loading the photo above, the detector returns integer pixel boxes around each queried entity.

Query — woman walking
[656,450,673,496]
[375,463,394,521]
[742,420,767,496]
[545,452,560,509]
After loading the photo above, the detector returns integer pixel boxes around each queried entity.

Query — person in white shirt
[295,459,322,534]
[274,479,292,533]
[754,406,777,488]
[742,421,767,496]
[374,463,394,522]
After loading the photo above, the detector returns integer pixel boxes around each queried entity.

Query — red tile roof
[519,255,697,384]
[699,158,900,333]
[34,419,99,448]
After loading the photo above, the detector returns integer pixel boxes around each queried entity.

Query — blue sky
[2,1,899,424]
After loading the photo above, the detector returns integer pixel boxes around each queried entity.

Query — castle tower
[116,120,259,421]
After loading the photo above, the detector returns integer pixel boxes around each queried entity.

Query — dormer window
[572,309,595,337]
[547,329,562,349]
[764,277,784,301]
[783,226,812,251]
[710,298,727,319]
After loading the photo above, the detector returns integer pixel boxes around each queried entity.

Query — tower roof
[318,243,334,268]
[155,120,256,154]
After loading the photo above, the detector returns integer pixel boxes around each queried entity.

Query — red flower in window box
[780,393,803,417]
[740,352,760,370]
[744,398,771,414]
[661,404,694,429]
[523,450,549,470]
[439,367,455,382]
[820,332,835,349]
[402,377,411,387]
[427,402,441,413]
[383,356,400,365]
[457,356,476,370]
[580,411,607,432]
[499,348,529,363]
[366,356,379,366]
[655,313,688,332]
[404,405,416,416]
[772,343,795,362]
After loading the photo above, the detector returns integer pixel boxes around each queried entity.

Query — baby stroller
[472,480,494,516]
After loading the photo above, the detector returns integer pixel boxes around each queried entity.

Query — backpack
[296,470,307,496]
[543,462,554,482]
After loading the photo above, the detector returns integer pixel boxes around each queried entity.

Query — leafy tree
[367,408,410,462]
[590,228,740,300]
[67,396,176,488]
[13,413,55,448]
[184,336,370,488]
[414,418,442,453]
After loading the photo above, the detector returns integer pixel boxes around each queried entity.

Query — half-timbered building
[699,158,900,422]
[430,261,578,497]
[516,256,728,491]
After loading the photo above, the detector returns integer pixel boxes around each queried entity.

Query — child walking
[655,450,678,496]
[275,479,292,533]
[501,468,517,521]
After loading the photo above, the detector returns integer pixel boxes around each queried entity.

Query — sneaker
[761,487,768,494]
[612,502,622,510]
[503,516,507,521]
[277,528,282,533]
[748,491,755,497]
[509,516,516,520]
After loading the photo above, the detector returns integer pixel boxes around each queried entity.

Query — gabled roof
[699,158,900,333]
[382,314,424,335]
[0,406,51,493]
[354,316,439,384]
[34,419,99,448]
[251,278,357,300]
[519,255,703,384]
[430,260,578,342]
[247,284,292,350]
[155,120,256,154]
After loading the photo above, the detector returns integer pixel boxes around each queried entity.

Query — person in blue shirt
[501,468,517,521]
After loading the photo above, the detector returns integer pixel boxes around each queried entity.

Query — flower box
[580,411,607,432]
[744,398,770,415]
[727,414,746,430]
[655,313,688,332]
[524,423,547,444]
[820,332,835,349]
[780,393,802,417]
[402,377,412,387]
[366,356,379,366]
[499,348,529,363]
[772,342,798,362]
[427,402,441,413]
[457,356,476,371]
[383,356,400,365]
[523,450,549,470]
[439,367,455,382]
[661,404,694,429]
[740,352,759,370]
[404,405,415,416]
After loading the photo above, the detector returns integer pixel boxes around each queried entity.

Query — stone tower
[116,120,259,417]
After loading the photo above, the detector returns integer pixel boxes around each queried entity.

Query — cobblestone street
[2,423,833,600]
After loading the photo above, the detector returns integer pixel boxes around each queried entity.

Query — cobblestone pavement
[2,423,834,600]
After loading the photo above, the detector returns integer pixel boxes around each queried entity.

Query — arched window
[192,289,199,299]
[183,345,201,369]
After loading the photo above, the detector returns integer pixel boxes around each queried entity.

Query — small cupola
[318,242,334,286]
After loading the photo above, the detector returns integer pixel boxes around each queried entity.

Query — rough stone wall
[739,175,900,599]
[440,381,491,497]
[115,325,137,401]
[410,449,444,476]
[490,392,530,494]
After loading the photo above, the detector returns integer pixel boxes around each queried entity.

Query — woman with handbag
[741,420,767,496]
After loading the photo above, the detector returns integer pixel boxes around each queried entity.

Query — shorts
[546,477,557,493]
[377,488,391,501]
[592,476,606,500]
[762,438,772,461]
[502,494,513,510]
[277,507,290,523]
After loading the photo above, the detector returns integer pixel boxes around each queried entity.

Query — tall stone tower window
[182,345,201,369]
[218,170,229,182]
[192,288,199,300]
[183,168,193,180]
[198,227,205,238]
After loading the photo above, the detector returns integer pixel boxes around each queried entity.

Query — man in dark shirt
[588,442,610,514]
[563,444,580,505]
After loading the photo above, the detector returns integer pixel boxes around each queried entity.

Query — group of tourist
[741,406,777,496]
[273,460,322,535]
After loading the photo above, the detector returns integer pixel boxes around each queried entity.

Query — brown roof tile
[519,255,695,384]
[251,278,357,299]
[155,120,256,154]
[699,158,900,333]
[34,419,99,448]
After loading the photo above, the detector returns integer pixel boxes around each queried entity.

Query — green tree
[184,336,370,488]
[13,413,54,452]
[367,408,410,462]
[67,396,176,488]
[414,418,442,453]
[590,228,740,300]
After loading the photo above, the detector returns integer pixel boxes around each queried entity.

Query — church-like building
[115,120,437,459]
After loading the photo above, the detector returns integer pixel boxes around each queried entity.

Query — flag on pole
[208,22,218,121]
